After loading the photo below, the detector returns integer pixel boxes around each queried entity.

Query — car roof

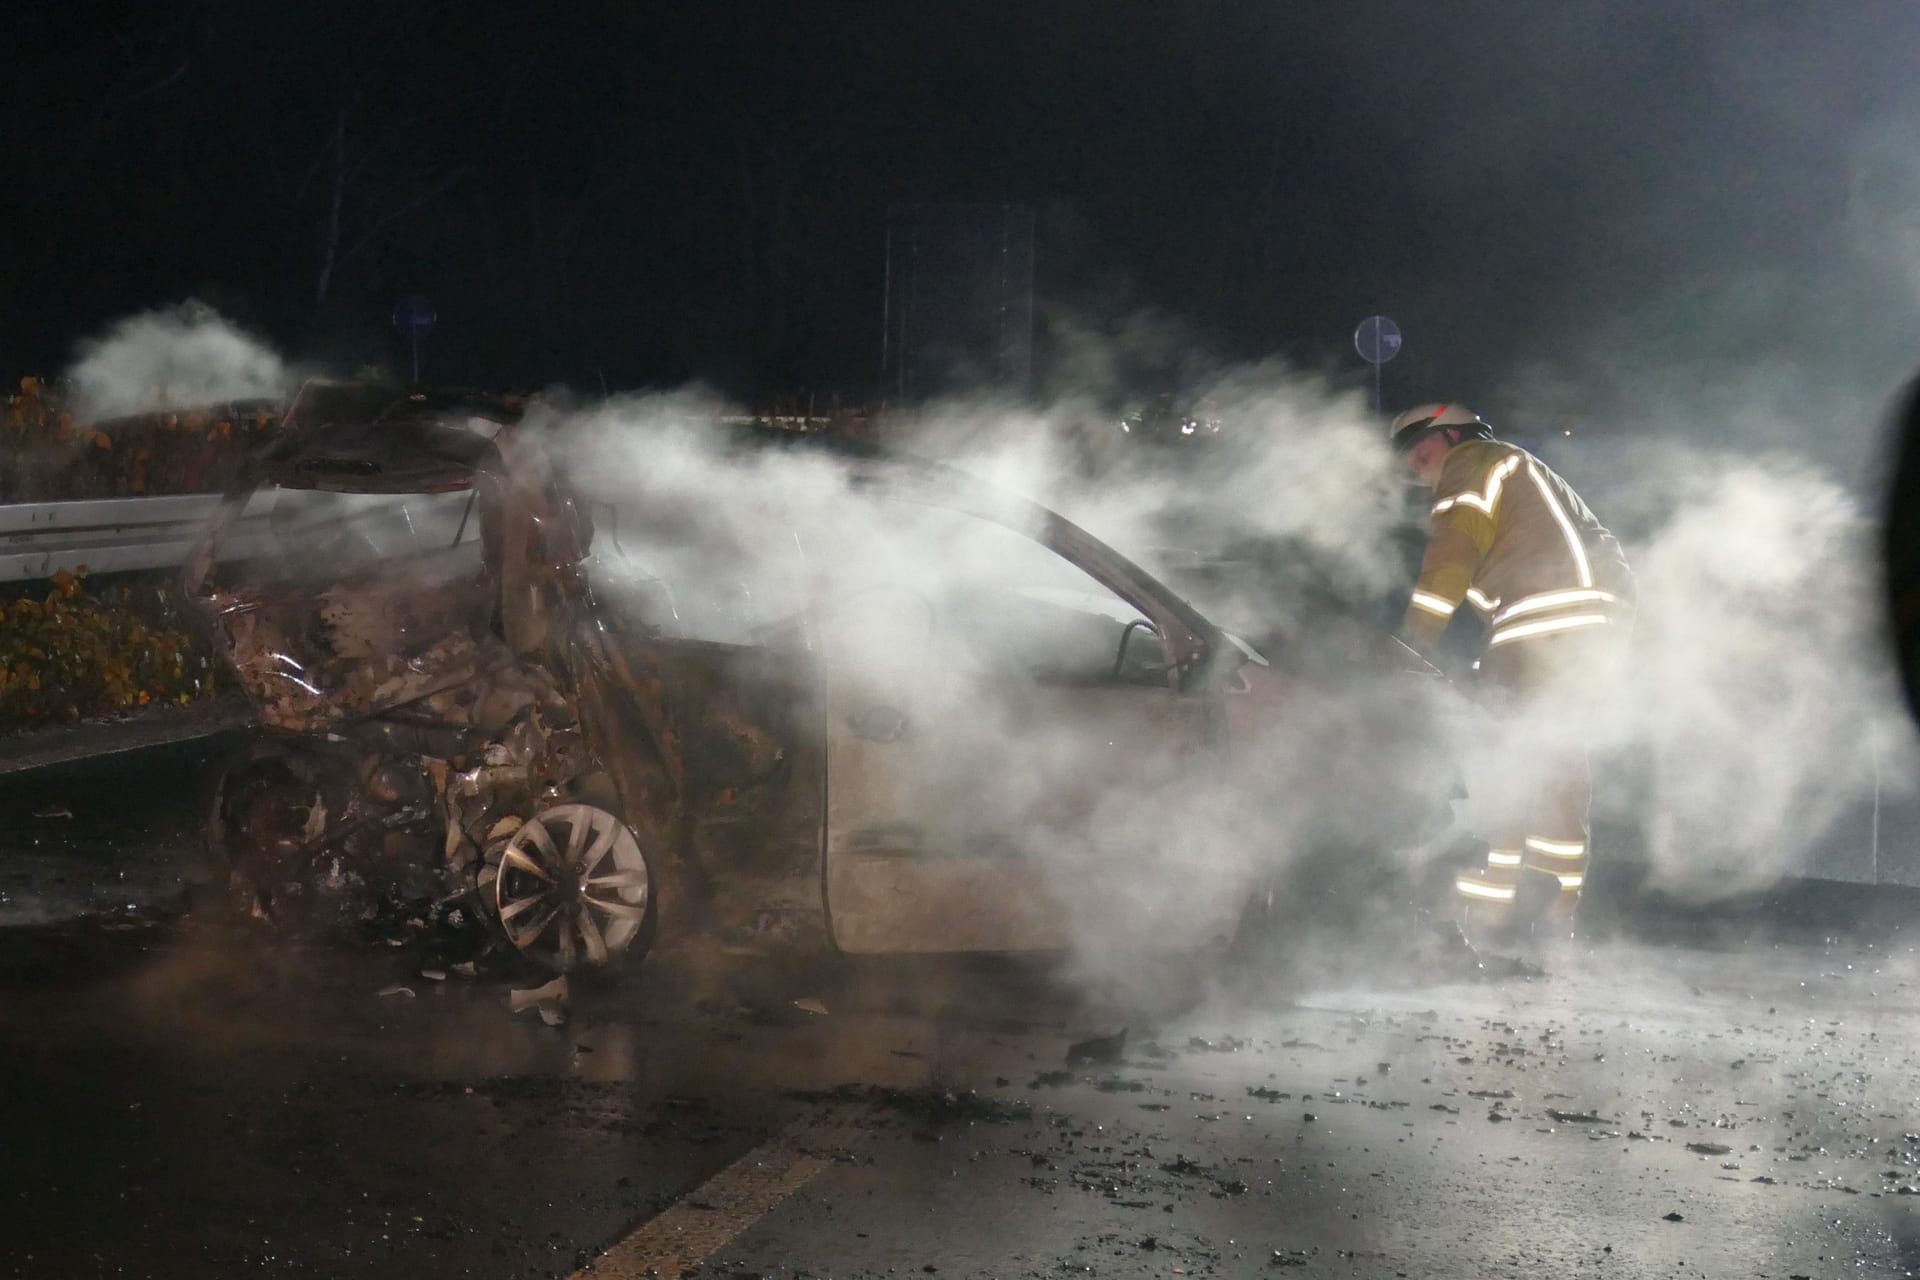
[249,383,1224,661]
[256,382,525,492]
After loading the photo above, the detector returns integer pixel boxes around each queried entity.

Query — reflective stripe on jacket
[1400,441,1633,651]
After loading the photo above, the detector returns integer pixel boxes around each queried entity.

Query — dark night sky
[13,1,1920,460]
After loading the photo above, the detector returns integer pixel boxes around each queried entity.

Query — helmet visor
[1390,418,1441,454]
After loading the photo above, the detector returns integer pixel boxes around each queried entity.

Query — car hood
[254,382,525,493]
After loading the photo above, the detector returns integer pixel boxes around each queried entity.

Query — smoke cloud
[539,343,1916,983]
[1593,447,1917,890]
[63,301,293,423]
[53,288,1916,994]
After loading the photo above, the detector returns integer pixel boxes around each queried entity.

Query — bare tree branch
[331,163,471,285]
[316,109,351,305]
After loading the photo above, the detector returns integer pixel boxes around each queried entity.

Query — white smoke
[538,379,1393,972]
[1595,449,1917,890]
[63,301,294,423]
[893,362,1408,617]
[534,354,1917,987]
[508,370,1462,1009]
[56,298,1906,986]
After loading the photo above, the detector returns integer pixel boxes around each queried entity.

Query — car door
[818,489,1243,954]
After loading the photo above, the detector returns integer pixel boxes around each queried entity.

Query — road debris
[506,974,564,1013]
[1066,1028,1127,1066]
[1186,1035,1249,1053]
[786,1083,1032,1125]
[1547,1109,1605,1124]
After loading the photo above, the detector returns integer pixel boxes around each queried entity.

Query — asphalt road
[1,746,1917,1279]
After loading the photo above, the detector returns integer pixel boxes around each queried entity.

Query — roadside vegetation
[4,377,277,500]
[0,378,270,729]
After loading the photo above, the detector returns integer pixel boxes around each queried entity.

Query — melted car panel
[186,382,1394,974]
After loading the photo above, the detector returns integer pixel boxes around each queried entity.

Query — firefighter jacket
[1399,440,1633,653]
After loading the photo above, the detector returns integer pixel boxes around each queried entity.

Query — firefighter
[1389,403,1633,941]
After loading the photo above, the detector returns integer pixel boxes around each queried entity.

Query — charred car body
[185,383,1453,974]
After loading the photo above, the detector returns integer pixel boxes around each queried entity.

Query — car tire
[479,802,659,975]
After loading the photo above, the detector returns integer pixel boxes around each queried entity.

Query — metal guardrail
[0,490,478,775]
[0,491,476,582]
[0,697,256,777]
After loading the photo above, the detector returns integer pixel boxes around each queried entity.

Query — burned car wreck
[184,383,1454,975]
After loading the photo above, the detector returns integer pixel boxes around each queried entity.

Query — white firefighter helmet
[1389,402,1492,453]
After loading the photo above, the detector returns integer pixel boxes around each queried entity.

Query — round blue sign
[391,296,438,338]
[1353,315,1402,365]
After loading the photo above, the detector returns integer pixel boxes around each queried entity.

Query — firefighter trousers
[1454,626,1623,932]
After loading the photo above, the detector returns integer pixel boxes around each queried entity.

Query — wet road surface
[1,748,1918,1278]
[5,918,1918,1278]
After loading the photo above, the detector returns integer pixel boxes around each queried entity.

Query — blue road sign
[391,296,438,339]
[1354,315,1402,365]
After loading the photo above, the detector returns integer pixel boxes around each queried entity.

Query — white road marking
[568,1107,870,1279]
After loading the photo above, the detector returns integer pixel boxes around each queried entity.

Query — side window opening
[584,502,807,647]
[819,498,1166,687]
